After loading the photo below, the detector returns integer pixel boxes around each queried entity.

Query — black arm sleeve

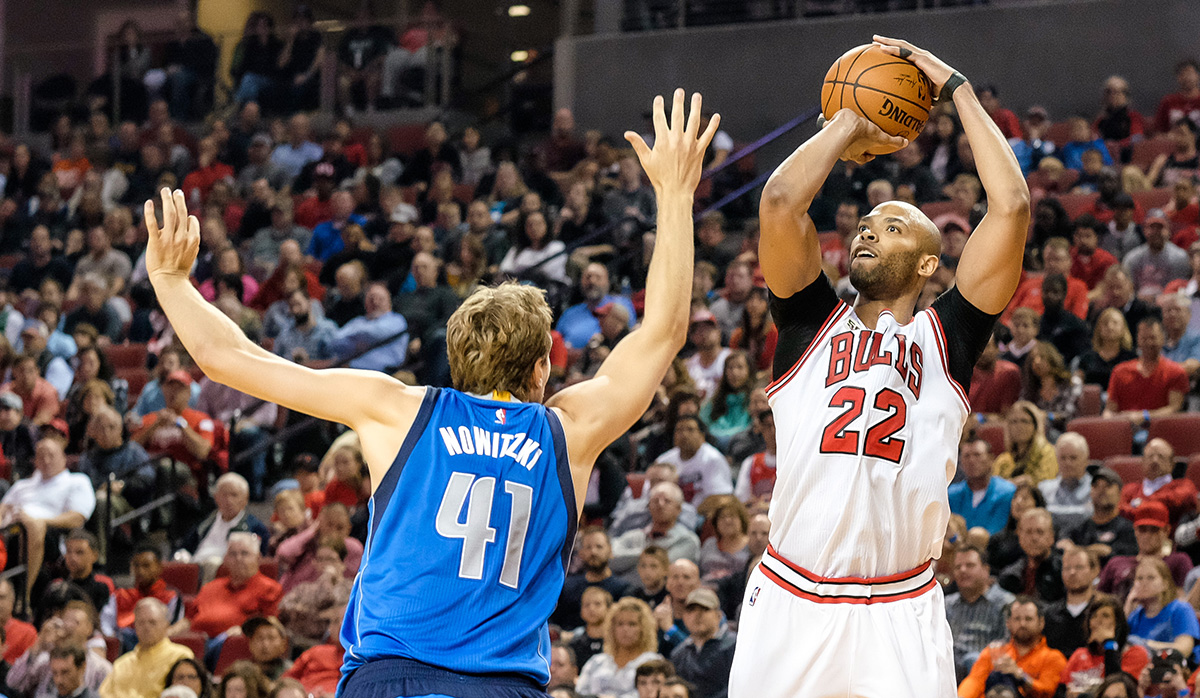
[928,285,1000,394]
[768,273,842,381]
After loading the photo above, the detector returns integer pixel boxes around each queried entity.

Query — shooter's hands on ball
[144,188,201,283]
[625,89,720,195]
[871,36,961,94]
[823,110,908,165]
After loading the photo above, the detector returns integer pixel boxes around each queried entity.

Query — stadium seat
[386,124,427,159]
[162,561,201,595]
[1056,192,1100,220]
[919,201,960,221]
[117,368,150,405]
[626,473,646,499]
[1186,456,1200,492]
[105,635,119,662]
[1044,120,1075,148]
[1147,413,1200,458]
[1131,138,1175,173]
[1076,385,1103,417]
[1133,188,1172,212]
[1103,455,1143,485]
[1065,417,1133,459]
[104,343,148,370]
[215,634,253,675]
[173,631,208,659]
[976,423,1006,459]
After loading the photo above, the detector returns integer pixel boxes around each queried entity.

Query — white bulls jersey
[765,282,974,580]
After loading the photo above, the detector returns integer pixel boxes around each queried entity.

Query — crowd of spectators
[5,3,1200,697]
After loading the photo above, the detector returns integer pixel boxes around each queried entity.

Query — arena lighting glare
[510,50,530,62]
[508,4,531,17]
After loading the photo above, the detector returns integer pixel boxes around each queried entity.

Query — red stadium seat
[215,634,252,676]
[386,124,427,159]
[976,423,1006,459]
[173,631,208,658]
[1148,413,1200,458]
[1065,417,1133,459]
[1133,188,1172,213]
[117,368,150,405]
[1076,385,1103,417]
[1044,121,1075,148]
[1186,456,1200,493]
[162,561,200,595]
[1131,138,1175,173]
[105,635,120,662]
[1103,455,1143,485]
[919,201,960,222]
[1056,193,1100,220]
[626,473,646,499]
[104,343,148,370]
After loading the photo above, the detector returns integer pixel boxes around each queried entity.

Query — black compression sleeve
[928,285,1000,393]
[768,273,842,381]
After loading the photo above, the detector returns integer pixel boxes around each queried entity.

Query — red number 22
[819,387,907,463]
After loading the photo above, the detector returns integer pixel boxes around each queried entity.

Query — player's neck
[852,297,915,328]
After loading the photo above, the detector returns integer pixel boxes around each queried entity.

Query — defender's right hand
[826,109,908,165]
[144,188,200,282]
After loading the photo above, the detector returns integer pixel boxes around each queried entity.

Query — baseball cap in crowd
[250,133,273,149]
[1145,209,1169,226]
[313,162,336,179]
[1090,467,1123,488]
[41,418,69,439]
[0,392,22,412]
[684,588,720,611]
[390,203,419,225]
[1133,500,1170,529]
[165,370,193,387]
[691,309,717,326]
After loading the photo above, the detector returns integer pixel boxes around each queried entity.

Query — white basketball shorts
[728,545,956,698]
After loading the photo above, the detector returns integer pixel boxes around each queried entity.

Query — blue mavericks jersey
[341,387,577,687]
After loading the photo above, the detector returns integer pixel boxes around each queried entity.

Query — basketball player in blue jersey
[143,90,718,698]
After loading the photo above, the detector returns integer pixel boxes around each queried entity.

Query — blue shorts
[336,657,551,698]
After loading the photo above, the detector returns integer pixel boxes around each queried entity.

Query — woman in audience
[499,211,568,286]
[576,597,662,698]
[1147,117,1200,187]
[322,444,368,510]
[1022,341,1079,439]
[65,378,115,453]
[218,660,269,698]
[199,248,259,304]
[165,657,213,698]
[729,287,776,376]
[231,12,282,108]
[992,401,1059,487]
[65,345,128,418]
[699,350,753,448]
[445,235,488,299]
[986,483,1047,572]
[486,161,528,219]
[1072,308,1137,388]
[569,586,613,668]
[268,489,309,554]
[1126,558,1200,660]
[919,111,963,184]
[1092,673,1140,698]
[1061,594,1150,695]
[699,498,750,582]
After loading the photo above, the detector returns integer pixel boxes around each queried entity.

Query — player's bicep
[953,211,1028,315]
[758,198,823,298]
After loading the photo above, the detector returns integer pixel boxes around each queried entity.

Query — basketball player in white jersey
[727,38,1029,698]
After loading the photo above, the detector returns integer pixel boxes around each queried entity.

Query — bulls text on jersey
[825,328,923,398]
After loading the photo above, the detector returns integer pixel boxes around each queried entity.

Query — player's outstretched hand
[144,188,201,283]
[871,36,958,93]
[824,109,908,165]
[625,89,720,195]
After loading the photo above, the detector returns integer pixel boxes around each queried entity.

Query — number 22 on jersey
[819,387,908,463]
[435,471,533,588]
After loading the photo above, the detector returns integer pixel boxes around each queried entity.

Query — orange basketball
[821,44,933,155]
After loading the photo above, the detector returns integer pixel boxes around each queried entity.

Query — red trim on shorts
[765,544,932,585]
[925,309,971,411]
[766,303,852,397]
[760,563,938,605]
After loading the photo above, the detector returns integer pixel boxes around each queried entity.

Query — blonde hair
[1136,557,1177,608]
[602,597,658,657]
[1093,307,1133,352]
[274,489,304,513]
[446,283,552,401]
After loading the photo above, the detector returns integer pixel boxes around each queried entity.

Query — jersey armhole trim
[544,408,578,572]
[925,309,971,412]
[766,302,851,398]
[367,386,442,543]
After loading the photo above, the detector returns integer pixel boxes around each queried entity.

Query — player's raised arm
[759,106,907,297]
[874,36,1030,314]
[549,90,717,483]
[144,189,417,436]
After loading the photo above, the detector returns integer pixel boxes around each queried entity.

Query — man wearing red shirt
[181,137,234,206]
[133,370,217,480]
[2,357,60,426]
[171,532,281,638]
[1006,238,1089,321]
[1118,442,1197,529]
[293,165,337,230]
[970,334,1023,419]
[0,579,36,664]
[281,603,345,696]
[1105,316,1188,422]
[1156,60,1200,133]
[979,85,1024,140]
[1070,216,1118,291]
[110,545,180,633]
